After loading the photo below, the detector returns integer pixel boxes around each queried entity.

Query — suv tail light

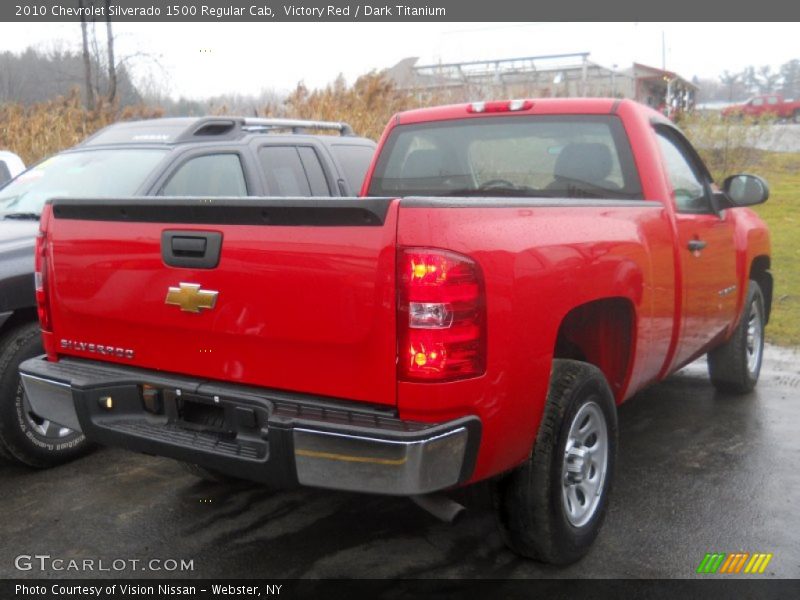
[34,206,52,332]
[397,248,486,381]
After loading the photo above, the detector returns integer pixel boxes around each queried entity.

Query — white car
[0,151,25,186]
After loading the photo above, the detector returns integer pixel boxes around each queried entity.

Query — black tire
[708,281,765,394]
[493,359,618,564]
[0,321,93,468]
[793,109,800,124]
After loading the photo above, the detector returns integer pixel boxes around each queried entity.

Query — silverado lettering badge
[60,340,135,359]
[165,282,219,314]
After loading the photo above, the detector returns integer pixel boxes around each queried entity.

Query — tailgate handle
[162,231,222,269]
[172,236,207,256]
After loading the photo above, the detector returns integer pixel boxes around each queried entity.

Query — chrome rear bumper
[20,372,80,431]
[19,356,480,495]
[293,426,470,495]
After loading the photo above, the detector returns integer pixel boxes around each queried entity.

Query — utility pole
[661,31,666,71]
[611,64,618,97]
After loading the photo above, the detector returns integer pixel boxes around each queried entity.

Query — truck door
[654,127,739,369]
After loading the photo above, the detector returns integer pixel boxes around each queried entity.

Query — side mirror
[722,174,769,207]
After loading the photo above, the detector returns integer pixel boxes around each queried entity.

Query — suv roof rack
[82,116,357,147]
[241,118,355,136]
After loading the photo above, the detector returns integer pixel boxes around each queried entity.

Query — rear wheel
[793,109,800,124]
[493,359,618,564]
[708,281,765,394]
[0,321,93,468]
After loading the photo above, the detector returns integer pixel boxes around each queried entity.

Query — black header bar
[3,578,800,599]
[2,0,799,22]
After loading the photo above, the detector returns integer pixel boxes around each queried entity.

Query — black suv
[0,116,376,468]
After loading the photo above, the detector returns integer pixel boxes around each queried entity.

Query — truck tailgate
[45,198,398,407]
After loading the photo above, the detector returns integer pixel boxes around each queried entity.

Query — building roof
[628,63,699,89]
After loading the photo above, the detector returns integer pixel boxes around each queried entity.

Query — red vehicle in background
[20,99,772,564]
[722,93,800,122]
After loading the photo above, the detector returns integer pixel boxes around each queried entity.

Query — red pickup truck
[20,98,771,564]
[721,93,800,122]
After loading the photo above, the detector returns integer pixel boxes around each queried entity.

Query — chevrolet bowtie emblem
[165,283,219,314]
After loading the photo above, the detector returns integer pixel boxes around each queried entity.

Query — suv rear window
[367,115,642,199]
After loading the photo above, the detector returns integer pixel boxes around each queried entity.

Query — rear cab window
[366,115,642,199]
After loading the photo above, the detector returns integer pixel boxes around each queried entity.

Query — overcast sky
[0,22,796,98]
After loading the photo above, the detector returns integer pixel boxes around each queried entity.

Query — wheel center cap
[565,445,592,483]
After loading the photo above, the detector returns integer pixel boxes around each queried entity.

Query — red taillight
[398,248,486,382]
[34,207,52,332]
[468,99,534,113]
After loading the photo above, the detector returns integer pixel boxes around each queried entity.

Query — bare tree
[741,66,758,95]
[756,65,781,94]
[780,59,800,99]
[719,70,741,102]
[78,0,95,110]
[105,0,117,103]
[86,6,158,107]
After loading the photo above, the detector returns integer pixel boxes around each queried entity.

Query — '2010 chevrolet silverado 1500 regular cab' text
[20,99,771,564]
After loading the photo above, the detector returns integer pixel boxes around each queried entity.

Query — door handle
[171,236,207,257]
[688,239,707,252]
[162,231,222,269]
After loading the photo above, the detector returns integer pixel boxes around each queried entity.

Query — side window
[258,146,310,196]
[297,147,331,196]
[752,98,764,107]
[330,144,375,195]
[655,131,710,213]
[767,96,778,105]
[160,154,247,196]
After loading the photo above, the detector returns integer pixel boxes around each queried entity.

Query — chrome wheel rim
[21,387,72,439]
[561,400,608,527]
[746,300,763,375]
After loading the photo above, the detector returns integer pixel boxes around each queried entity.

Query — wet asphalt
[1,345,798,579]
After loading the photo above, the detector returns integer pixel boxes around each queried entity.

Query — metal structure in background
[386,53,698,115]
[413,53,592,97]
